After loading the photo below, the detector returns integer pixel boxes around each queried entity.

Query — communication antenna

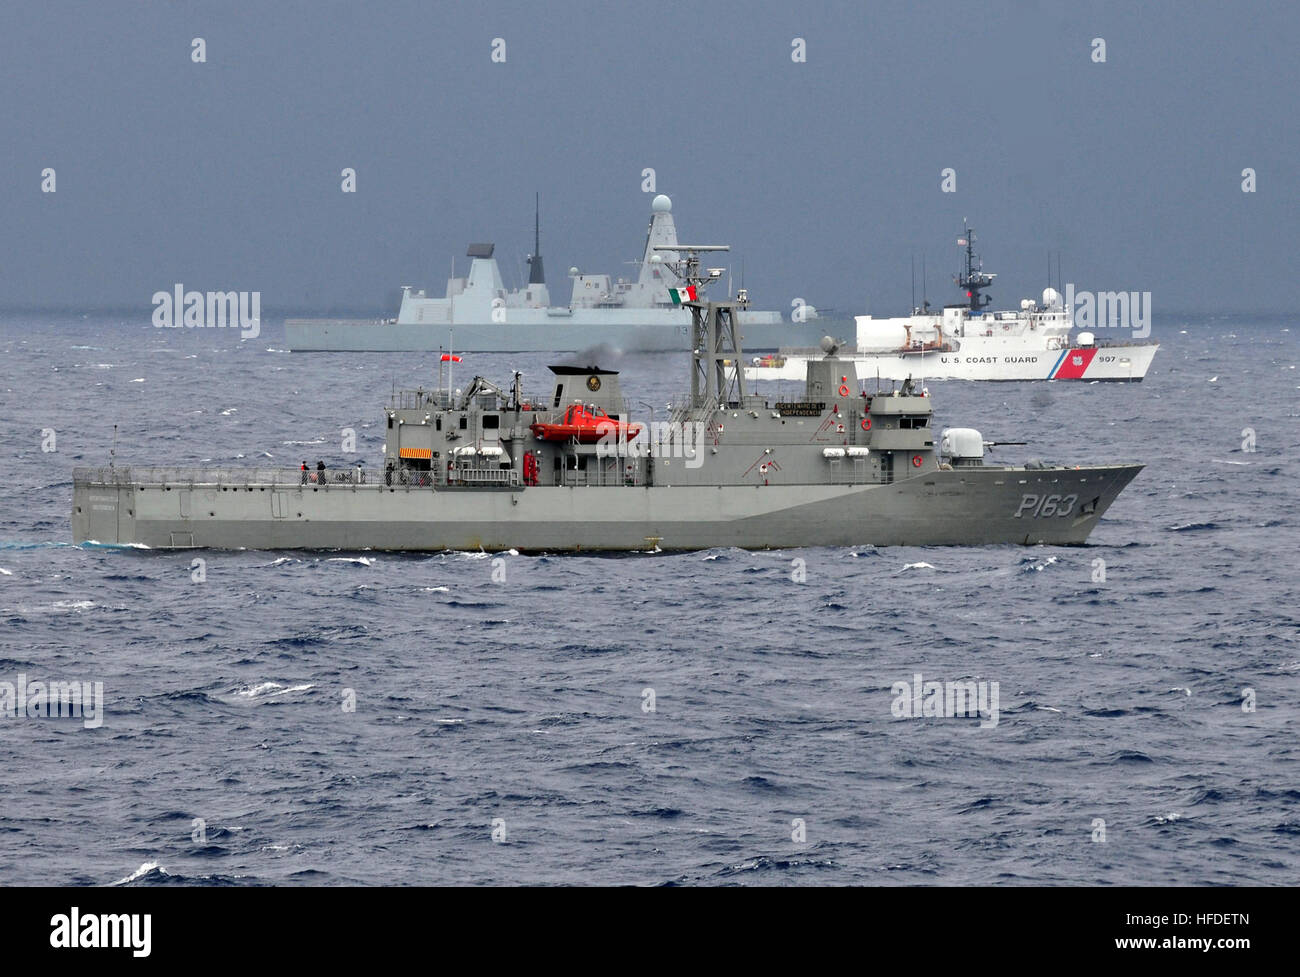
[109,424,118,468]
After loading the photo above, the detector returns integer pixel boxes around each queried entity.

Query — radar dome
[649,254,662,264]
[568,266,580,277]
[651,194,672,213]
[1042,287,1061,309]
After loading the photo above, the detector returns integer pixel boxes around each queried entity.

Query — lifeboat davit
[530,403,642,443]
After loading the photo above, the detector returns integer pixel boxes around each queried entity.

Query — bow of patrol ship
[73,247,1142,552]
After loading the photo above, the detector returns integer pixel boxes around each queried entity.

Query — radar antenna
[653,244,730,294]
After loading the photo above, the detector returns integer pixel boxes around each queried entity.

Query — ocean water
[1,312,1297,886]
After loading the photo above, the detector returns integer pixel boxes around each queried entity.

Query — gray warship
[74,248,1142,551]
[284,194,821,353]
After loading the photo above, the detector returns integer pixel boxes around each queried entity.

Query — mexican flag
[668,285,698,305]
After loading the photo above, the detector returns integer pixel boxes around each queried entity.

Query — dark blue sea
[1,312,1297,885]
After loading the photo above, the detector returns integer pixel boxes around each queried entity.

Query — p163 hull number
[1014,493,1078,518]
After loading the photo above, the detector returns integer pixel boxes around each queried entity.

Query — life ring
[861,417,871,431]
[911,455,923,468]
[838,384,850,397]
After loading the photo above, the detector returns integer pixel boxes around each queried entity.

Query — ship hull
[746,342,1160,382]
[284,312,819,353]
[73,464,1141,551]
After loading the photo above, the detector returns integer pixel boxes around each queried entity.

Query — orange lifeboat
[530,403,643,443]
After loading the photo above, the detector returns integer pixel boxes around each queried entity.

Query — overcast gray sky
[2,0,1295,316]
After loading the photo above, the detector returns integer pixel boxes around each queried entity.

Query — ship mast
[955,220,995,311]
[656,244,748,409]
[526,192,545,285]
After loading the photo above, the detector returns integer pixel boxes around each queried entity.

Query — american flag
[957,238,967,246]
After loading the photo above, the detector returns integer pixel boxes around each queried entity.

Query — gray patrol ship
[74,248,1142,551]
[283,194,820,353]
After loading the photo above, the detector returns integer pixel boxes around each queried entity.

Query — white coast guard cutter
[746,228,1159,383]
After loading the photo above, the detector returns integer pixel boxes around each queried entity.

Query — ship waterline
[748,335,1160,382]
[284,307,793,353]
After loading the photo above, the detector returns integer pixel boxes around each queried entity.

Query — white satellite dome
[568,266,580,277]
[648,253,662,264]
[1042,287,1061,309]
[651,194,672,213]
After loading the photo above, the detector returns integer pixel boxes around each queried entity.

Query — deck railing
[453,468,520,487]
[76,466,409,488]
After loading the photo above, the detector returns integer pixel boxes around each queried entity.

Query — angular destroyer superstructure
[285,195,818,353]
[75,250,1142,551]
[746,225,1160,382]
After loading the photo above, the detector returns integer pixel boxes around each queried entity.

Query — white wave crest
[109,861,168,886]
[233,681,315,699]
